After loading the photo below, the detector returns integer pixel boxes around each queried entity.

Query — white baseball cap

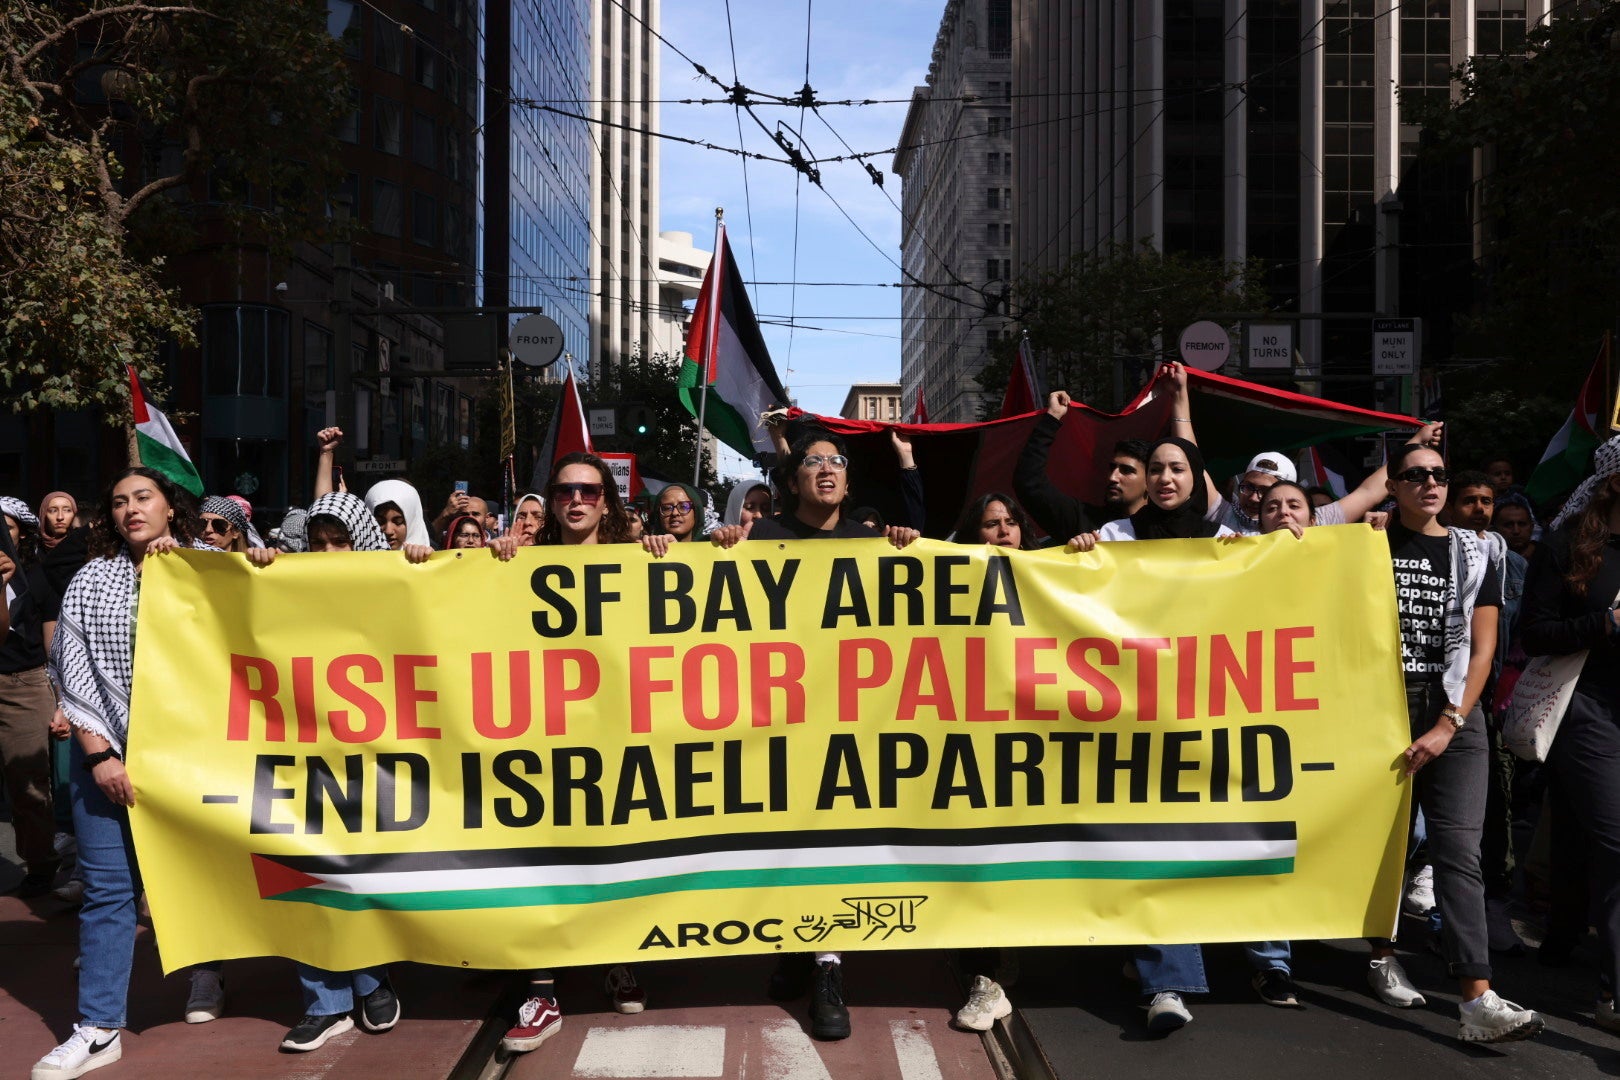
[1243,452,1297,483]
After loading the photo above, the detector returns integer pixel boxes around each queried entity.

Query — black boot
[810,961,850,1041]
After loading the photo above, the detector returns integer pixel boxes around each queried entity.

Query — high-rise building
[651,230,710,362]
[894,0,1016,424]
[589,0,663,381]
[839,383,905,423]
[484,0,593,371]
[1009,0,1541,388]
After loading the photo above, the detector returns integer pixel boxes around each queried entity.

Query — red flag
[530,363,594,489]
[998,336,1043,418]
[911,384,929,424]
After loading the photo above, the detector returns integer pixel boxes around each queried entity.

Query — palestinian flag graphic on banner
[251,821,1297,912]
[676,223,791,458]
[127,364,204,497]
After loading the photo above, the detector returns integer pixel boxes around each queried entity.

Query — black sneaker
[358,977,400,1033]
[810,961,851,1041]
[280,1013,354,1052]
[769,953,815,1001]
[10,867,58,899]
[1253,968,1303,1008]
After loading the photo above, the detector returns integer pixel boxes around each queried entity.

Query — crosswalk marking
[889,1020,945,1080]
[573,1025,728,1077]
[758,1018,833,1080]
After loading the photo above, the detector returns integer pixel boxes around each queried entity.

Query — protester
[38,492,77,551]
[952,492,1033,550]
[1258,481,1314,538]
[445,514,487,549]
[723,480,773,527]
[1015,392,1150,539]
[364,479,432,551]
[511,493,545,546]
[1520,434,1620,1033]
[311,427,345,502]
[431,488,490,540]
[852,506,886,530]
[0,497,58,899]
[1069,437,1232,547]
[652,483,703,542]
[712,429,920,1042]
[31,468,213,1079]
[1305,486,1336,512]
[1494,495,1538,563]
[197,496,250,554]
[1370,442,1542,1042]
[1483,456,1516,498]
[223,496,264,547]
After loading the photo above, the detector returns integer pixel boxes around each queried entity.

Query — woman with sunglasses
[197,496,250,553]
[502,452,644,1057]
[1370,442,1542,1043]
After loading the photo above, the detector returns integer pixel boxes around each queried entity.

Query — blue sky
[655,0,941,471]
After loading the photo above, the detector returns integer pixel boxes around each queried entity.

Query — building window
[411,111,436,168]
[987,0,1011,53]
[412,191,437,246]
[986,222,1000,246]
[372,179,402,236]
[374,17,404,73]
[414,41,439,89]
[445,128,462,180]
[204,306,289,397]
[988,115,1005,137]
[374,95,402,154]
[986,188,1000,210]
[336,87,360,143]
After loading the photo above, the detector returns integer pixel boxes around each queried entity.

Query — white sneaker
[31,1025,121,1080]
[1404,864,1436,916]
[185,968,225,1024]
[1367,957,1426,1008]
[955,975,1013,1031]
[1458,989,1543,1043]
[53,879,85,907]
[1146,991,1192,1033]
[1596,998,1620,1034]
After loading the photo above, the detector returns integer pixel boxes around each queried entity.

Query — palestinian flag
[676,223,790,457]
[127,364,204,497]
[1527,335,1611,505]
[528,361,594,490]
[998,334,1044,418]
[799,366,1425,537]
[251,822,1296,912]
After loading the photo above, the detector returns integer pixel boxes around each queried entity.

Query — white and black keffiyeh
[201,495,250,544]
[308,492,391,551]
[0,495,37,529]
[1441,527,1488,706]
[275,508,309,552]
[1551,433,1620,531]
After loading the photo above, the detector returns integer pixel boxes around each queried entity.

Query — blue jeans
[70,741,140,1029]
[297,964,387,1014]
[1245,940,1291,975]
[1135,944,1207,996]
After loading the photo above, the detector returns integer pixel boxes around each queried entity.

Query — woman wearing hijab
[723,481,773,528]
[38,492,78,550]
[1071,437,1232,546]
[639,483,703,556]
[31,468,212,1079]
[511,493,545,546]
[0,497,59,900]
[445,513,487,549]
[198,496,251,554]
[1521,435,1620,1033]
[363,479,432,551]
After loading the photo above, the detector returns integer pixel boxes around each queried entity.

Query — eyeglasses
[800,453,849,471]
[659,500,694,516]
[550,482,604,504]
[1237,481,1277,500]
[199,517,234,535]
[1396,466,1450,485]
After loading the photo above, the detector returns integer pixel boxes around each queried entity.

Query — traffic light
[622,403,655,437]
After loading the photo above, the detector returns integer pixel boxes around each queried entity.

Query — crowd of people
[3,361,1619,1079]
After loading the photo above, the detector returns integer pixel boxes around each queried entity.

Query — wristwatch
[1441,707,1467,730]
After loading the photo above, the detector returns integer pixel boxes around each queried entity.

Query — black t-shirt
[0,561,62,673]
[748,514,880,541]
[1388,524,1501,681]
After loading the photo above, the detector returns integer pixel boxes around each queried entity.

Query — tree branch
[19,5,218,70]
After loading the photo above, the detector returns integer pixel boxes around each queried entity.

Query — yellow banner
[128,529,1410,973]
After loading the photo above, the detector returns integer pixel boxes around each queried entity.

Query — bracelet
[82,748,122,772]
[1171,417,1192,423]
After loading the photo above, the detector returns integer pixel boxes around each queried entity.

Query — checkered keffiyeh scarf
[1552,434,1620,531]
[0,496,37,529]
[201,495,250,545]
[307,492,390,551]
[50,540,212,753]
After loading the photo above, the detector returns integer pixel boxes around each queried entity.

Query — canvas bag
[1504,585,1620,762]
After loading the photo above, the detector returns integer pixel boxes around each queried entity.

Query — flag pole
[694,207,724,488]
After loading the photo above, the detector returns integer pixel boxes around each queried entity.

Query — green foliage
[1415,2,1620,395]
[0,1,349,419]
[975,242,1272,413]
[1436,380,1570,475]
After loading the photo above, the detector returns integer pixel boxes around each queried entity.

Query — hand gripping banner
[127,529,1411,973]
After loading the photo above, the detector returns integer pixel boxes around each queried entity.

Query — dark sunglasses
[550,482,604,504]
[659,500,694,515]
[199,517,234,534]
[1396,466,1450,485]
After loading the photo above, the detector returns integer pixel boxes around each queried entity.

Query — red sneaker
[501,996,561,1053]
